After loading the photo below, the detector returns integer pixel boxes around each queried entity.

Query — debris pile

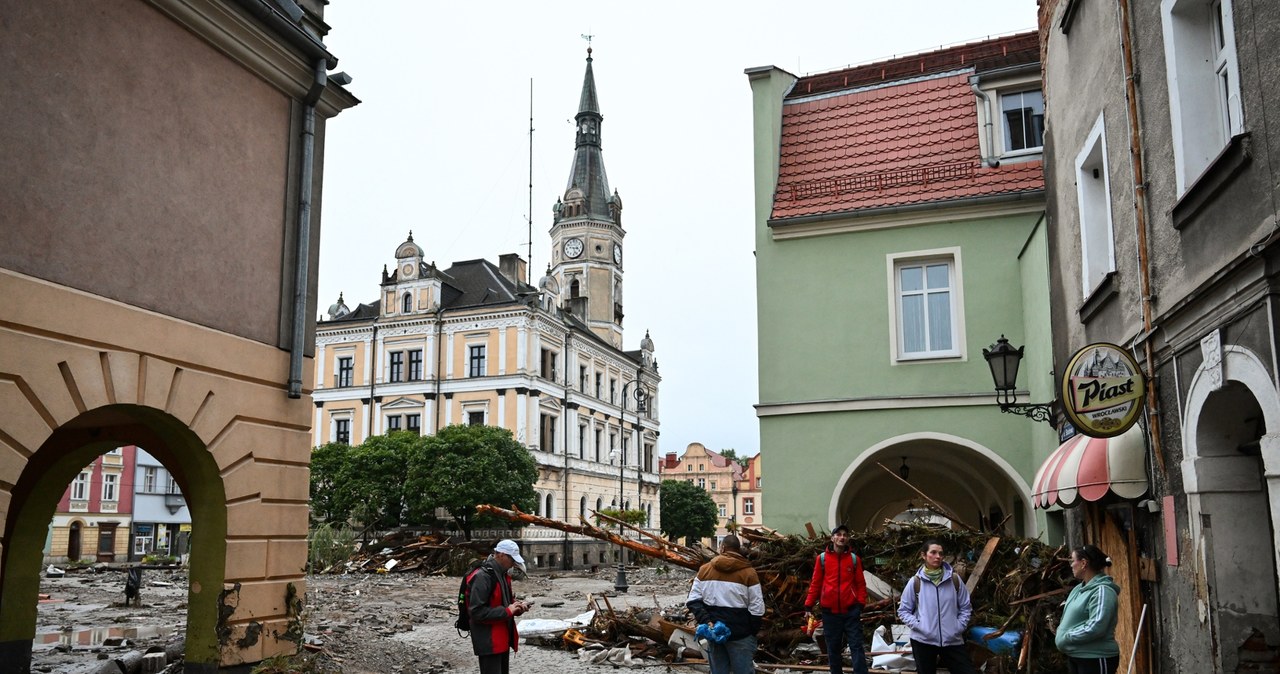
[476,504,1074,672]
[318,531,487,575]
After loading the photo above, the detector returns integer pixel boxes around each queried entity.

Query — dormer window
[402,293,412,314]
[1000,89,1045,154]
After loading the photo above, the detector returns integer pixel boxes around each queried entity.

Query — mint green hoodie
[1055,574,1121,658]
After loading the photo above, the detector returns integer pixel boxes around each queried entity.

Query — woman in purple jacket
[896,540,977,674]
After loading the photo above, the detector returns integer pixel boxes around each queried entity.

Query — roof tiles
[771,33,1043,221]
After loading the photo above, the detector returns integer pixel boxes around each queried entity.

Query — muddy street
[34,565,704,673]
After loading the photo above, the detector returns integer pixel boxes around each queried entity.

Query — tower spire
[559,47,613,224]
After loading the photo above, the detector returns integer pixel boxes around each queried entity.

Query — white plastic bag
[871,624,914,670]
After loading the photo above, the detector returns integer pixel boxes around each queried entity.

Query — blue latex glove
[697,621,731,643]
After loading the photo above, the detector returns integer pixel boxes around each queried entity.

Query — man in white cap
[466,539,532,674]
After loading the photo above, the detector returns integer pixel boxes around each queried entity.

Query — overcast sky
[316,1,1038,458]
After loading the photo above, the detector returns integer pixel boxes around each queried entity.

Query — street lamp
[983,335,1054,423]
[610,378,649,593]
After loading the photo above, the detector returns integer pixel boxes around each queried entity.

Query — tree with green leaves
[718,448,750,469]
[405,424,538,540]
[659,479,719,543]
[310,432,425,530]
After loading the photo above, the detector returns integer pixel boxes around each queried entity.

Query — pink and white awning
[1032,424,1148,509]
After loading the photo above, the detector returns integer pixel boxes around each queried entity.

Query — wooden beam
[966,536,1001,593]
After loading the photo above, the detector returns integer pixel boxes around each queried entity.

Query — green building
[746,33,1058,538]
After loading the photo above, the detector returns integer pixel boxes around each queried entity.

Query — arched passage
[1182,345,1280,671]
[1,405,227,669]
[827,432,1036,535]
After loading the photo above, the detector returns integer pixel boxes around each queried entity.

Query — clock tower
[550,47,625,348]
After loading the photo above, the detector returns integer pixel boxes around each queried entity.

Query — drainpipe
[1117,0,1165,475]
[562,326,572,570]
[367,322,379,437]
[970,76,1000,168]
[287,58,328,398]
[433,306,445,432]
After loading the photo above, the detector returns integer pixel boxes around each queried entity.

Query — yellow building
[312,50,661,570]
[661,443,764,545]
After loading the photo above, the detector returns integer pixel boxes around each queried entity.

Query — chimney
[499,253,528,286]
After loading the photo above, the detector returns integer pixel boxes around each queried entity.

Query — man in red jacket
[804,524,868,674]
[467,539,533,674]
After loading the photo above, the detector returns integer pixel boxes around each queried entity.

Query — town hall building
[312,49,661,570]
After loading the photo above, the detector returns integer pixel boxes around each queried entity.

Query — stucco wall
[0,1,293,347]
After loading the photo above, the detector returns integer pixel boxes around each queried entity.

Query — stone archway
[1183,345,1280,672]
[828,432,1036,536]
[1,276,316,672]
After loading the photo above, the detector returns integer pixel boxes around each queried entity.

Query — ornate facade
[313,50,661,570]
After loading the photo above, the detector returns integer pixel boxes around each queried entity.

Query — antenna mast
[527,78,534,284]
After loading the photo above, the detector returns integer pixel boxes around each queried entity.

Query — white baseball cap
[494,539,526,571]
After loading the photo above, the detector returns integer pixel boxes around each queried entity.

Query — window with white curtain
[892,253,962,360]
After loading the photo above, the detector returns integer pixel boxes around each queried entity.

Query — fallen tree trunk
[475,504,711,570]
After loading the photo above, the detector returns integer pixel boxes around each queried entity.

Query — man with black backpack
[804,524,869,674]
[460,539,532,674]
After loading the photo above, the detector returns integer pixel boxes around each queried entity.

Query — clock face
[564,238,584,259]
[613,244,623,265]
[401,263,415,277]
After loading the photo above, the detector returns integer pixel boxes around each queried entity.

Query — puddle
[33,624,171,649]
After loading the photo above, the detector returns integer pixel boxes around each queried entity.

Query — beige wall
[0,1,317,347]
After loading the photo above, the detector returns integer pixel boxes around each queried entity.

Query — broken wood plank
[966,536,1001,593]
[1009,587,1068,605]
[876,462,977,530]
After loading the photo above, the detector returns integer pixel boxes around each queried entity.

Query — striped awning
[1032,424,1148,509]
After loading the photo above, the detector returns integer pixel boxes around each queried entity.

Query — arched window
[596,497,603,513]
[580,496,587,518]
[402,293,412,314]
[534,493,542,517]
[570,279,581,298]
[545,493,555,519]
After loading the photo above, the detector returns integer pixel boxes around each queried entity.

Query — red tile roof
[771,33,1043,220]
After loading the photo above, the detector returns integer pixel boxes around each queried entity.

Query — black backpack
[455,563,495,635]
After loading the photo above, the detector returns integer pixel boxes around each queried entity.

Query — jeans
[910,640,977,674]
[477,651,510,674]
[707,635,757,674]
[822,607,868,674]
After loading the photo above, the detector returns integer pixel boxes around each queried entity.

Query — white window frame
[1076,114,1117,299]
[142,467,157,493]
[973,72,1044,163]
[101,473,119,502]
[71,472,90,501]
[744,498,756,515]
[1161,0,1243,194]
[331,415,352,444]
[887,248,966,363]
[718,503,727,517]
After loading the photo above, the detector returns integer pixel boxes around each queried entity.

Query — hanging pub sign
[1061,342,1145,438]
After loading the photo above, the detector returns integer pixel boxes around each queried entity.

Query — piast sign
[1061,342,1145,438]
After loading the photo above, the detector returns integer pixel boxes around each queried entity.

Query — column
[315,343,327,389]
[425,332,436,379]
[516,390,527,442]
[445,330,455,378]
[424,398,436,435]
[497,390,507,429]
[498,327,508,375]
[517,326,528,372]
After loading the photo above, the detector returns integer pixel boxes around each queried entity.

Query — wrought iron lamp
[983,335,1054,424]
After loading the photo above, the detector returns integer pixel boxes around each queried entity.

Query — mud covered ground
[34,565,701,673]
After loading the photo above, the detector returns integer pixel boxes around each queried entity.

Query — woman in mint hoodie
[1055,544,1121,674]
[896,540,977,674]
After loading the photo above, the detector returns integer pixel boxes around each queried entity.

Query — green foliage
[310,432,425,529]
[307,523,357,572]
[595,507,648,526]
[140,554,178,565]
[659,479,719,541]
[404,424,538,540]
[718,448,750,469]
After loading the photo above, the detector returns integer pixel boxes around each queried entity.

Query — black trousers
[478,651,510,674]
[909,639,977,674]
[1067,655,1119,674]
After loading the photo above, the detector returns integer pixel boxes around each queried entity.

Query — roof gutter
[230,0,338,70]
[767,189,1044,229]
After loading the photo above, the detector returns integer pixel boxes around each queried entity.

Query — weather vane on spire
[581,32,594,54]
